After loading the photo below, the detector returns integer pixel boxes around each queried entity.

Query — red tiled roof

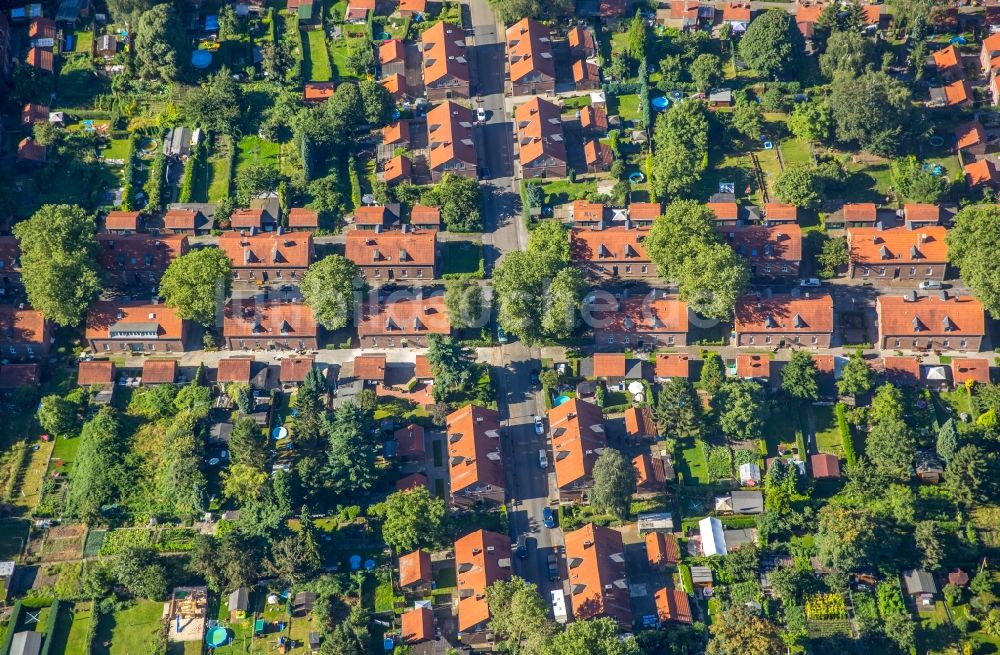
[224,301,317,339]
[645,532,679,567]
[447,404,504,495]
[843,203,877,222]
[965,159,998,186]
[26,48,54,72]
[584,139,612,167]
[515,97,567,168]
[426,101,476,171]
[288,208,319,228]
[877,294,986,337]
[401,607,434,644]
[572,59,600,85]
[303,82,336,102]
[105,211,142,231]
[943,79,972,106]
[355,206,390,226]
[421,21,469,87]
[78,361,115,386]
[572,200,604,224]
[736,354,771,379]
[796,1,825,25]
[0,364,39,388]
[721,224,803,265]
[163,210,201,230]
[142,359,177,384]
[625,406,656,438]
[592,353,626,378]
[396,472,428,491]
[217,358,253,383]
[882,356,920,385]
[280,357,315,383]
[571,226,649,264]
[358,295,451,338]
[0,238,19,272]
[848,226,948,264]
[455,530,512,631]
[707,202,738,221]
[97,234,189,271]
[951,358,990,385]
[380,73,407,99]
[811,453,841,479]
[230,209,267,229]
[903,204,940,224]
[398,549,432,587]
[21,103,49,126]
[383,155,412,183]
[655,587,693,624]
[379,38,405,65]
[590,297,690,335]
[354,354,386,381]
[932,44,961,73]
[414,354,432,379]
[0,306,47,345]
[17,138,46,163]
[85,301,185,341]
[628,202,660,221]
[734,294,834,334]
[219,232,313,268]
[410,205,441,227]
[764,203,798,221]
[506,18,555,85]
[581,105,608,133]
[383,121,410,146]
[29,17,56,39]
[722,1,751,21]
[655,354,690,378]
[394,423,425,458]
[955,121,986,150]
[564,523,632,626]
[549,398,605,490]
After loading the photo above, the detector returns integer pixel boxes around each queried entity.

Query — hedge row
[177,140,205,204]
[835,403,857,467]
[38,601,62,655]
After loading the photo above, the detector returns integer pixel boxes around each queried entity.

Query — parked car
[497,326,508,344]
[534,416,545,435]
[476,106,487,124]
[516,534,528,559]
[546,552,559,579]
[919,280,943,290]
[800,278,821,287]
[543,507,556,529]
[538,449,548,468]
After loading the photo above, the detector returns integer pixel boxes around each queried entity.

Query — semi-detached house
[426,101,477,182]
[565,523,632,628]
[223,300,319,351]
[345,228,437,282]
[219,231,314,283]
[506,18,555,96]
[847,226,949,282]
[877,292,985,352]
[421,21,469,100]
[514,97,567,179]
[549,398,606,503]
[446,404,504,508]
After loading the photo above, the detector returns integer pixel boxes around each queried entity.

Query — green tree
[427,334,474,392]
[820,30,875,79]
[830,70,915,157]
[234,163,279,207]
[936,418,959,462]
[65,408,128,523]
[731,96,764,141]
[223,463,269,502]
[788,101,834,143]
[890,156,950,203]
[645,200,718,280]
[445,279,485,329]
[370,487,447,552]
[707,605,784,655]
[422,174,482,231]
[487,577,556,655]
[837,350,874,397]
[110,546,169,600]
[650,101,710,201]
[540,267,586,340]
[718,380,767,442]
[690,54,722,93]
[773,165,825,210]
[816,235,849,278]
[325,403,376,495]
[816,505,883,571]
[678,243,750,320]
[229,417,268,470]
[781,351,819,400]
[870,383,904,423]
[624,11,647,62]
[547,618,639,655]
[134,4,187,82]
[701,352,725,394]
[359,79,394,127]
[738,10,805,79]
[527,218,571,264]
[38,392,82,437]
[915,520,945,570]
[301,255,358,330]
[13,204,100,327]
[654,378,702,437]
[159,247,232,325]
[590,448,637,521]
[226,382,253,415]
[945,444,988,508]
[947,205,1000,315]
[865,417,914,480]
[183,67,242,135]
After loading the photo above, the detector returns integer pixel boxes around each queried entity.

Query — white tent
[699,517,727,557]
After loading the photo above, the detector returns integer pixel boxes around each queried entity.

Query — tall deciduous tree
[645,200,717,280]
[13,204,100,326]
[773,165,825,210]
[815,505,883,571]
[540,267,586,339]
[730,96,764,141]
[547,617,639,655]
[590,448,637,521]
[159,247,232,325]
[865,416,914,480]
[301,255,358,330]
[788,100,834,143]
[370,487,447,552]
[445,279,485,329]
[707,605,784,655]
[134,4,187,82]
[830,70,915,157]
[738,10,805,79]
[690,54,722,93]
[837,350,875,397]
[654,378,702,437]
[422,174,483,232]
[781,350,819,400]
[678,243,750,320]
[229,417,268,470]
[718,380,767,442]
[948,205,1000,315]
[650,101,710,201]
[820,30,875,79]
[183,67,242,135]
[487,577,556,655]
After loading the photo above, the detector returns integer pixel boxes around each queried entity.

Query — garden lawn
[676,437,708,485]
[916,601,953,655]
[442,241,484,277]
[51,436,82,473]
[615,94,642,122]
[206,138,233,202]
[20,440,54,512]
[763,408,799,456]
[540,179,596,206]
[935,388,975,419]
[303,29,333,81]
[48,601,94,655]
[237,136,281,170]
[102,138,131,162]
[93,600,165,655]
[813,405,843,456]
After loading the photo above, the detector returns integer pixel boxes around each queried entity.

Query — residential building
[951,358,991,386]
[572,59,600,90]
[86,301,188,353]
[846,226,948,282]
[380,72,407,102]
[567,25,596,59]
[549,398,606,502]
[965,159,999,187]
[383,121,410,149]
[570,200,605,229]
[421,21,469,100]
[104,211,143,234]
[564,523,632,628]
[401,608,434,644]
[288,208,319,231]
[590,296,689,349]
[0,237,22,290]
[506,18,555,96]
[454,530,512,637]
[394,423,425,461]
[514,97,567,178]
[654,353,690,381]
[645,531,679,568]
[0,306,50,359]
[721,225,802,278]
[707,201,739,226]
[345,228,436,282]
[77,360,115,389]
[379,39,405,77]
[97,234,188,287]
[584,139,612,173]
[655,588,693,625]
[795,1,825,39]
[410,206,441,231]
[223,300,319,350]
[980,31,1000,76]
[932,44,963,81]
[955,120,987,155]
[447,405,504,508]
[353,205,396,230]
[570,227,654,279]
[216,357,269,388]
[733,293,834,348]
[903,204,941,229]
[357,294,451,348]
[721,1,751,32]
[142,359,177,385]
[876,293,985,352]
[398,549,432,591]
[736,354,770,381]
[381,154,412,184]
[426,101,477,181]
[16,138,45,165]
[627,202,660,228]
[762,202,797,225]
[280,357,315,385]
[219,231,314,283]
[353,354,386,385]
[882,355,920,386]
[26,47,53,72]
[811,453,841,479]
[839,202,878,228]
[163,209,211,235]
[21,103,48,126]
[634,452,668,492]
[580,104,608,136]
[625,406,657,439]
[303,82,335,103]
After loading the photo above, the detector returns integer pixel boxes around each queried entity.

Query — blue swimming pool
[553,394,571,406]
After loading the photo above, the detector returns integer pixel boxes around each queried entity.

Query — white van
[551,590,568,624]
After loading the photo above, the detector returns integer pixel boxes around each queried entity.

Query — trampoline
[350,554,362,570]
[272,426,288,440]
[651,96,669,110]
[206,626,229,648]
[628,171,645,183]
[192,49,213,69]
[928,135,945,148]
[208,457,220,465]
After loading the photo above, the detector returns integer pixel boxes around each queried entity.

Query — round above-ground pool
[651,96,669,110]
[553,394,571,406]
[192,49,212,69]
[206,626,229,648]
[629,172,645,183]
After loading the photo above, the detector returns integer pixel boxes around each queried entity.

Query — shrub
[835,403,857,466]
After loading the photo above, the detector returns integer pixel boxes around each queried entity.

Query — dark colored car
[542,507,556,529]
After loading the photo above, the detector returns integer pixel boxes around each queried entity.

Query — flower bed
[805,593,848,620]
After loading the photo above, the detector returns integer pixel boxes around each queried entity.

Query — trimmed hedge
[39,601,61,655]
[0,601,24,654]
[835,403,857,467]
